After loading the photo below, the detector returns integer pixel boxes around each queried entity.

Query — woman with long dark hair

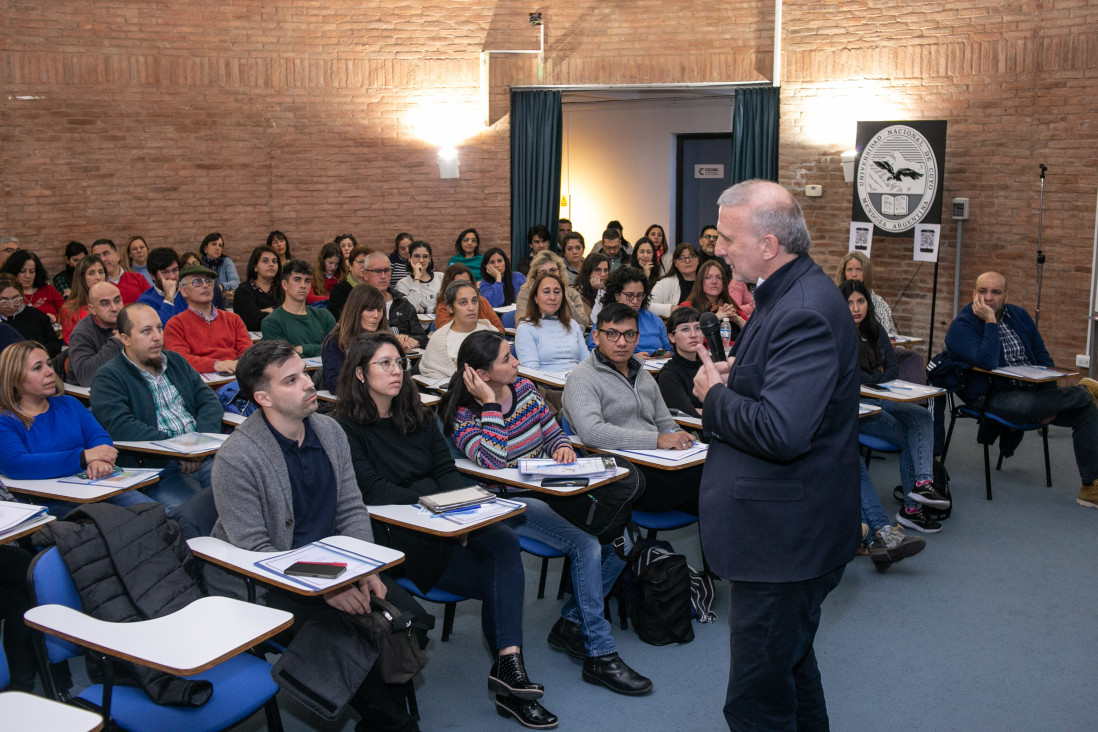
[478,247,525,308]
[199,232,240,294]
[448,228,483,281]
[335,333,556,728]
[573,252,609,324]
[681,259,746,340]
[514,272,587,372]
[320,284,389,391]
[1,250,64,322]
[233,245,283,331]
[648,242,700,317]
[395,241,443,314]
[59,254,106,344]
[629,238,663,284]
[309,241,346,302]
[266,230,291,266]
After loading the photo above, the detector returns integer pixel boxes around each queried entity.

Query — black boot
[494,694,559,729]
[582,652,653,695]
[488,651,544,700]
[546,617,586,660]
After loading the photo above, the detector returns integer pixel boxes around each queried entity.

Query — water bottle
[720,317,732,350]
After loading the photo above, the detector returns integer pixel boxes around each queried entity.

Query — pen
[430,505,482,518]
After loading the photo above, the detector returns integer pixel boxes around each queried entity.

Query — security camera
[529,12,542,26]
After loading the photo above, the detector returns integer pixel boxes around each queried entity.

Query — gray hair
[717,179,812,256]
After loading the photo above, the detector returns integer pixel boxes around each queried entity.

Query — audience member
[562,232,585,285]
[593,228,629,271]
[395,241,443,314]
[649,243,700,317]
[309,241,345,303]
[206,339,417,731]
[441,330,652,696]
[946,270,1098,508]
[419,280,495,381]
[126,235,153,286]
[136,247,187,324]
[643,224,673,274]
[321,284,390,392]
[479,247,525,308]
[656,307,705,417]
[0,236,19,268]
[336,232,358,268]
[516,224,552,276]
[565,302,700,515]
[389,232,413,283]
[261,259,337,357]
[0,274,62,357]
[59,254,106,343]
[90,238,149,304]
[573,252,609,324]
[1,251,64,321]
[358,251,427,349]
[200,232,240,294]
[514,251,591,329]
[696,224,729,277]
[629,238,663,285]
[0,324,22,353]
[681,259,746,339]
[53,241,87,298]
[558,218,572,242]
[588,267,671,357]
[448,228,484,280]
[164,264,251,374]
[233,245,283,332]
[515,272,587,372]
[66,282,124,387]
[837,251,895,335]
[267,230,291,265]
[859,459,926,571]
[326,244,369,320]
[334,333,556,728]
[433,264,505,333]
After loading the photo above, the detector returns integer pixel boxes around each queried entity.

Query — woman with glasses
[395,241,444,314]
[1,251,64,323]
[656,307,706,417]
[320,284,389,392]
[515,251,590,329]
[335,333,556,729]
[588,267,671,357]
[514,272,587,372]
[0,274,62,357]
[59,254,107,344]
[648,243,700,317]
[233,246,284,332]
[433,264,506,333]
[478,247,525,309]
[574,253,609,325]
[387,232,412,283]
[419,280,495,381]
[448,228,484,281]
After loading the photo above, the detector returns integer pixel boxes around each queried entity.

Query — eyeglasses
[676,253,698,262]
[598,328,639,343]
[1,247,18,255]
[366,267,392,275]
[618,291,645,302]
[184,277,214,287]
[0,296,23,306]
[462,236,478,243]
[674,324,703,336]
[367,357,412,373]
[702,234,719,241]
[352,258,370,267]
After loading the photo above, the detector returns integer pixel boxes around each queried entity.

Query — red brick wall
[2,1,1094,364]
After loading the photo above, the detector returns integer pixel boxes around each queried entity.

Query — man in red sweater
[164,263,252,374]
[91,238,150,305]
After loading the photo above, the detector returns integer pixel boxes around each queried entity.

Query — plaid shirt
[188,304,219,324]
[127,352,197,437]
[997,311,1030,366]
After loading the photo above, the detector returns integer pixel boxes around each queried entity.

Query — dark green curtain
[730,86,780,184]
[510,90,562,261]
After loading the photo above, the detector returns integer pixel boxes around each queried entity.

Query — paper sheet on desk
[58,468,161,487]
[991,365,1069,380]
[861,381,942,399]
[254,541,383,592]
[0,502,48,533]
[618,444,708,462]
[150,432,228,454]
[518,456,616,477]
[419,498,524,526]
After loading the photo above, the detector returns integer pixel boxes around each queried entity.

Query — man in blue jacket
[693,180,860,731]
[945,271,1098,507]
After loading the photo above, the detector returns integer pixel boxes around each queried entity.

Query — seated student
[394,241,444,314]
[53,241,87,299]
[593,228,629,272]
[515,225,552,277]
[163,264,252,374]
[234,245,283,332]
[91,303,223,512]
[326,244,369,320]
[681,259,747,340]
[321,284,389,392]
[564,302,700,516]
[843,280,948,534]
[515,251,591,329]
[562,232,585,286]
[136,247,187,324]
[838,250,895,334]
[388,232,412,283]
[419,280,495,382]
[67,282,124,387]
[199,232,240,295]
[308,241,345,304]
[59,254,106,344]
[261,259,337,358]
[206,339,418,732]
[266,229,291,267]
[587,267,671,358]
[515,272,587,372]
[858,459,925,571]
[434,264,506,333]
[441,331,652,696]
[90,238,149,305]
[1,251,64,322]
[629,238,663,286]
[0,274,62,357]
[448,227,484,281]
[0,542,38,692]
[573,252,609,325]
[479,247,526,309]
[334,333,556,729]
[356,251,427,350]
[656,307,705,418]
[0,341,154,509]
[126,235,154,286]
[648,243,700,318]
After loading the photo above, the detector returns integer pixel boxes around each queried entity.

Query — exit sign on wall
[695,164,724,179]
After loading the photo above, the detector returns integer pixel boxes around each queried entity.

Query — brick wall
[2,1,1095,364]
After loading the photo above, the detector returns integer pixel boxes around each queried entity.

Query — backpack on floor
[628,543,695,646]
[217,379,256,418]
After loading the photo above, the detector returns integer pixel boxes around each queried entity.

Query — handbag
[544,456,644,551]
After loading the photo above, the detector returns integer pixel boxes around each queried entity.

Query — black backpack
[627,543,695,646]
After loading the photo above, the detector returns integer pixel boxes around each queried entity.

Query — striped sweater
[452,377,569,468]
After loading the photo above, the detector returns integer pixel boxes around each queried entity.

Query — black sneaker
[909,483,951,510]
[896,506,942,534]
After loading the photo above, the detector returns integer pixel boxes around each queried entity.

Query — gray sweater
[67,315,123,387]
[207,410,374,601]
[562,350,677,450]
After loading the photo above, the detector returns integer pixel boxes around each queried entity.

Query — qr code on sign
[855,229,869,248]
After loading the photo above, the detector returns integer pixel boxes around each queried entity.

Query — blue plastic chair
[394,577,466,643]
[28,547,284,732]
[630,509,698,540]
[518,535,570,600]
[501,310,516,329]
[858,432,901,466]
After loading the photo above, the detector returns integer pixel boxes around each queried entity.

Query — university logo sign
[852,120,946,236]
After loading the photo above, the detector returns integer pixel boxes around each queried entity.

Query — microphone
[699,312,726,362]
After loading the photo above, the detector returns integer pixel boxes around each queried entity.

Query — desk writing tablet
[1,473,159,504]
[975,365,1078,383]
[454,458,630,495]
[0,690,104,732]
[199,373,235,388]
[318,389,438,407]
[859,380,945,403]
[567,436,708,470]
[673,413,702,431]
[63,383,91,400]
[859,403,883,418]
[0,513,56,543]
[517,367,570,389]
[368,500,526,537]
[222,411,247,427]
[114,432,227,459]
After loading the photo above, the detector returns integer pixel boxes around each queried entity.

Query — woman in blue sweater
[514,272,587,372]
[587,266,671,357]
[478,247,526,308]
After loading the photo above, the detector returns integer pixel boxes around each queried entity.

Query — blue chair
[518,535,570,600]
[394,577,466,643]
[630,509,698,540]
[27,547,284,732]
[501,310,516,329]
[858,432,902,467]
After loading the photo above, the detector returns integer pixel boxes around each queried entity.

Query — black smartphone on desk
[541,477,590,488]
[284,561,347,579]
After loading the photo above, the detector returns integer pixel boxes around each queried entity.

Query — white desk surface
[187,535,405,596]
[114,432,227,459]
[673,413,702,430]
[249,330,263,341]
[199,373,235,388]
[318,389,439,407]
[517,367,570,388]
[493,304,517,315]
[859,403,883,418]
[0,513,56,543]
[454,458,629,495]
[222,411,247,427]
[413,374,449,392]
[567,436,708,470]
[23,595,293,676]
[417,313,434,324]
[368,500,526,537]
[1,473,158,504]
[504,327,516,337]
[63,383,91,400]
[978,365,1078,383]
[889,334,924,345]
[860,380,945,403]
[0,691,103,732]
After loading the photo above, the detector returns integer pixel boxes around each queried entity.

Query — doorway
[676,134,732,247]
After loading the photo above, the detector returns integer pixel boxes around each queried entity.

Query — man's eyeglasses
[367,357,412,373]
[619,291,645,302]
[598,328,639,343]
[184,277,213,288]
[702,234,719,241]
[366,267,392,275]
[0,296,24,307]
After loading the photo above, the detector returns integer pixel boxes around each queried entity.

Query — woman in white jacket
[647,242,700,318]
[394,241,444,313]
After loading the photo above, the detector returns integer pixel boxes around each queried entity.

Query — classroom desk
[672,413,702,431]
[860,380,945,403]
[412,374,449,392]
[0,472,159,504]
[63,383,91,400]
[114,432,228,460]
[367,500,526,537]
[453,458,629,496]
[249,331,263,341]
[222,411,246,427]
[0,512,56,543]
[417,313,434,324]
[889,334,924,345]
[24,595,293,676]
[494,304,517,316]
[187,535,404,597]
[517,367,569,389]
[317,389,439,407]
[199,373,235,389]
[974,365,1078,383]
[566,436,708,470]
[0,690,103,732]
[859,403,883,418]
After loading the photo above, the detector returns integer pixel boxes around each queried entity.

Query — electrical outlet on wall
[1077,355,1091,369]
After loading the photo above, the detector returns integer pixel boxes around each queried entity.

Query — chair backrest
[501,310,516,329]
[0,632,9,689]
[559,413,574,436]
[28,546,84,662]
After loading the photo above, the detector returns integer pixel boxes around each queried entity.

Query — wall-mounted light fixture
[438,147,460,179]
[841,150,858,182]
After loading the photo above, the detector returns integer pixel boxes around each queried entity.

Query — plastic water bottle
[720,317,732,350]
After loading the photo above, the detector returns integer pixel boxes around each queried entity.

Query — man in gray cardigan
[562,302,701,516]
[67,282,123,386]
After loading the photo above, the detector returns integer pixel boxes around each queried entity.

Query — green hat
[179,263,216,281]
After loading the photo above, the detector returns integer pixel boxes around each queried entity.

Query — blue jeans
[142,458,212,511]
[860,399,934,510]
[859,459,890,542]
[511,497,625,658]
